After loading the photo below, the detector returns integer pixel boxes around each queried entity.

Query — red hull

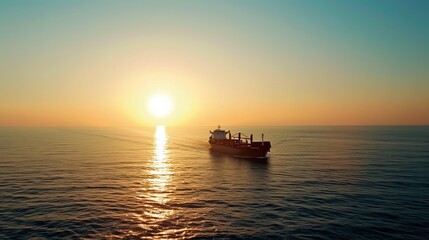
[209,140,271,158]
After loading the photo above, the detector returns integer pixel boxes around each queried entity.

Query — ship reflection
[145,125,173,219]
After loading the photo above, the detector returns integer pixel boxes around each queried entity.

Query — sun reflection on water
[145,125,173,218]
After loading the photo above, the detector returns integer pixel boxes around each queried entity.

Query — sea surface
[0,126,428,239]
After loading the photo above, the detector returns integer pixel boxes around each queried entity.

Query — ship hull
[209,142,270,158]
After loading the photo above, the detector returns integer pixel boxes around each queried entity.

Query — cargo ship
[209,126,271,158]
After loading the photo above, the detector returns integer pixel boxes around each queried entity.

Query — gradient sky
[1,0,428,126]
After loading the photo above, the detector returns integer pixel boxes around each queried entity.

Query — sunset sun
[147,94,173,119]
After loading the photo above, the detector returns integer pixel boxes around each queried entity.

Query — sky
[0,0,428,126]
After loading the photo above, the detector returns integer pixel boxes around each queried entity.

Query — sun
[147,94,173,119]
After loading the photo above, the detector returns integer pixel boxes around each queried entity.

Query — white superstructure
[210,126,230,140]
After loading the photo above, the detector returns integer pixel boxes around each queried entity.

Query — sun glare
[147,94,173,119]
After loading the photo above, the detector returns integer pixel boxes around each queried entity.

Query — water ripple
[0,126,428,239]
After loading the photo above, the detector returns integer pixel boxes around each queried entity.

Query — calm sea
[0,126,428,239]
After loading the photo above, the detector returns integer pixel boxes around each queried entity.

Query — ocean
[0,126,428,239]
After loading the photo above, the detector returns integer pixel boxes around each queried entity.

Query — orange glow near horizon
[1,2,429,126]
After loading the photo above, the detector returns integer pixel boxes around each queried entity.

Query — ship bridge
[210,126,230,140]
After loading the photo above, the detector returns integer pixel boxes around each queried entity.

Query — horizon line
[1,124,428,128]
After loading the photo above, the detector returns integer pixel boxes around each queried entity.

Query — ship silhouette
[209,126,271,158]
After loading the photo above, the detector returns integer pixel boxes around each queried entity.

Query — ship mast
[262,133,264,146]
